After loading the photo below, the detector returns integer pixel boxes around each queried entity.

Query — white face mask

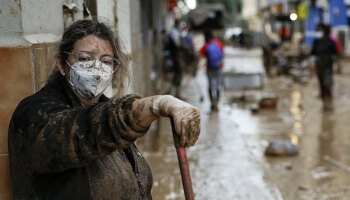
[66,60,113,100]
[315,31,324,39]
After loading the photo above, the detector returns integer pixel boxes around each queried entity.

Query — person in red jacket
[199,31,224,111]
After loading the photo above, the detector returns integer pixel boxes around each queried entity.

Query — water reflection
[140,64,350,199]
[319,113,335,159]
[289,85,303,145]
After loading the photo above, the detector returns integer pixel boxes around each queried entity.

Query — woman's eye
[100,57,114,66]
[101,60,113,65]
[76,52,93,62]
[77,56,92,62]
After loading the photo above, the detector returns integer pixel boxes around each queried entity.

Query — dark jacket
[311,36,337,66]
[8,76,153,200]
[311,36,337,88]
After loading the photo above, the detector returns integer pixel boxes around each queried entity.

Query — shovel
[170,118,195,200]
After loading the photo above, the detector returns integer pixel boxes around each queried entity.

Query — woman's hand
[151,95,200,147]
[132,95,200,147]
[170,104,200,147]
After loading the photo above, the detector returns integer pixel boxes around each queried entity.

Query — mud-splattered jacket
[8,76,153,200]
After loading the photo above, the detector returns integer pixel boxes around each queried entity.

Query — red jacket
[199,38,224,69]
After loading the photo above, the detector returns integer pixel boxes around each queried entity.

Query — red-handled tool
[170,118,195,200]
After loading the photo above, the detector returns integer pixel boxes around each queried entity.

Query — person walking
[311,23,338,111]
[164,19,184,99]
[199,31,224,111]
[180,22,197,76]
[8,19,200,200]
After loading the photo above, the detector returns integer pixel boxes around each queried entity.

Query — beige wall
[0,46,33,199]
[0,7,62,197]
[0,155,12,200]
[0,41,57,199]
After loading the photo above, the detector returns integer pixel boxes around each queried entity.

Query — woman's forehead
[73,35,113,55]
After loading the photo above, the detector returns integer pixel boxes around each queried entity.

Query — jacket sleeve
[10,93,149,174]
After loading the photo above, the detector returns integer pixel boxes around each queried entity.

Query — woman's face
[62,35,114,76]
[57,35,115,104]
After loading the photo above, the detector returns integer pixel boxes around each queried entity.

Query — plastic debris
[265,140,299,156]
[259,94,278,109]
[311,166,332,180]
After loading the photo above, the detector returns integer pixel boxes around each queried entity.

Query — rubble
[264,140,299,156]
[259,93,278,109]
[310,166,332,180]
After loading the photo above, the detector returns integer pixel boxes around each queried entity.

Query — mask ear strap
[65,60,73,68]
[63,60,74,86]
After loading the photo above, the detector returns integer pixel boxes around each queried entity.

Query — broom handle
[170,118,195,200]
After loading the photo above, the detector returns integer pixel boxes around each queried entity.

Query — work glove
[152,95,200,147]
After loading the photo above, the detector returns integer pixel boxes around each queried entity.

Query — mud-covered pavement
[138,47,350,200]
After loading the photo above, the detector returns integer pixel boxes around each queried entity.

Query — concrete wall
[130,0,151,97]
[116,0,132,54]
[22,0,64,35]
[0,1,63,199]
[116,0,134,95]
[0,46,33,200]
[0,0,22,37]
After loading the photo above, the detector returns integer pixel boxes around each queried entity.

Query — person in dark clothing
[164,19,183,99]
[8,19,200,200]
[311,23,338,111]
[180,22,197,76]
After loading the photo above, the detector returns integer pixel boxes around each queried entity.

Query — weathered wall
[0,0,22,37]
[116,0,134,95]
[22,0,63,35]
[131,0,158,97]
[0,1,63,199]
[0,46,33,200]
[0,42,57,200]
[130,0,148,96]
[0,3,28,198]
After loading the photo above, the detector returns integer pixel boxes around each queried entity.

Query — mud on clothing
[8,76,153,200]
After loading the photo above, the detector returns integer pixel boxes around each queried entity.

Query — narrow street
[3,1,350,200]
[139,47,350,200]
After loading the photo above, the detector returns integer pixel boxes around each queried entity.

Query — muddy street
[3,1,350,199]
[138,47,350,200]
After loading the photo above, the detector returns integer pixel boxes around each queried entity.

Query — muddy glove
[151,95,200,147]
[132,95,200,146]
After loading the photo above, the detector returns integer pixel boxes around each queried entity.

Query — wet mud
[138,55,350,200]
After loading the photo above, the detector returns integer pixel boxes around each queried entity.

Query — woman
[8,19,200,200]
